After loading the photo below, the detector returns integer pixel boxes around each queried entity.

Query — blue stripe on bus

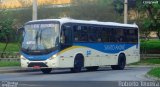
[21,43,138,61]
[20,50,58,61]
[73,43,138,54]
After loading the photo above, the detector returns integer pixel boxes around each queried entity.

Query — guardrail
[141,54,160,59]
[0,52,20,61]
[0,58,20,61]
[0,52,20,58]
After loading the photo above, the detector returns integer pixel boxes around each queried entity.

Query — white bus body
[20,18,140,73]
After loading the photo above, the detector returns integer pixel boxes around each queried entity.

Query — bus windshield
[22,23,59,55]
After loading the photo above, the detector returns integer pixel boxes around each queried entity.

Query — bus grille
[28,62,48,67]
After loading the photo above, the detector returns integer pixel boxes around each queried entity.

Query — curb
[0,68,40,73]
[145,74,160,81]
[126,65,158,68]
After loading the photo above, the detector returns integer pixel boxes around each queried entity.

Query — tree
[113,0,136,15]
[136,0,160,39]
[0,11,14,57]
[113,0,124,15]
[69,0,123,22]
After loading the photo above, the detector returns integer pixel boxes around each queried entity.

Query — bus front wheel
[41,68,52,74]
[111,54,126,70]
[71,54,84,73]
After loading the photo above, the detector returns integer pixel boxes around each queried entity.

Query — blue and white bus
[20,18,140,74]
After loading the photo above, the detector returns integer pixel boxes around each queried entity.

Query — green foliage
[136,0,160,38]
[99,0,112,7]
[0,43,19,52]
[0,0,125,26]
[113,0,124,14]
[131,59,160,65]
[143,18,152,29]
[140,59,160,64]
[0,61,20,67]
[140,40,160,50]
[69,0,123,22]
[147,67,160,78]
[0,11,15,42]
[113,0,136,14]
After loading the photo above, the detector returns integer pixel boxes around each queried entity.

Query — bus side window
[88,26,98,42]
[102,27,112,42]
[132,29,138,43]
[97,27,102,42]
[135,29,138,42]
[115,29,124,42]
[80,26,88,42]
[101,27,109,42]
[73,25,79,41]
[127,29,137,43]
[106,28,113,42]
[73,25,88,42]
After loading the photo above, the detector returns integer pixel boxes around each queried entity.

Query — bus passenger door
[60,25,73,49]
[59,24,74,67]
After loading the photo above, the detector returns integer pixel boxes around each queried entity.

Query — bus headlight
[20,55,26,60]
[49,54,57,60]
[53,54,57,58]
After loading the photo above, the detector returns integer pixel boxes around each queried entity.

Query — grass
[0,61,20,67]
[147,67,160,79]
[130,58,160,65]
[0,43,20,52]
[139,59,160,64]
[140,40,160,50]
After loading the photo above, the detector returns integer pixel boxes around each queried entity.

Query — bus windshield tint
[22,23,59,54]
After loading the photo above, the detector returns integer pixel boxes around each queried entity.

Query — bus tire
[41,68,52,74]
[86,66,99,71]
[111,54,126,70]
[71,54,84,73]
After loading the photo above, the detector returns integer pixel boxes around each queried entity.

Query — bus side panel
[58,57,74,68]
[84,49,100,67]
[57,43,140,68]
[57,46,86,68]
[125,45,140,64]
[100,54,118,66]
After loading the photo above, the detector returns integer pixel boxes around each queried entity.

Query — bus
[20,18,140,74]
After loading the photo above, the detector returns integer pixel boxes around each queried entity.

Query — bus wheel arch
[111,53,126,70]
[71,53,84,73]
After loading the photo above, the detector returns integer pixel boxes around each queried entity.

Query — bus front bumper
[20,55,58,68]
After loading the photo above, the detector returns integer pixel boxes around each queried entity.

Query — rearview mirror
[17,27,24,34]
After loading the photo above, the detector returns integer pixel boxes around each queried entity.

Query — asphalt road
[0,67,155,87]
[0,67,152,81]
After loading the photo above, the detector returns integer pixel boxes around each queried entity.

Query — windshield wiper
[38,29,48,51]
[35,30,39,45]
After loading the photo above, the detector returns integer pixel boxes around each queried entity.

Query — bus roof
[27,18,138,28]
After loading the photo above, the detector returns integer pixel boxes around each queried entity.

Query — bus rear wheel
[111,54,126,70]
[71,54,84,73]
[41,68,52,74]
[86,66,99,71]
